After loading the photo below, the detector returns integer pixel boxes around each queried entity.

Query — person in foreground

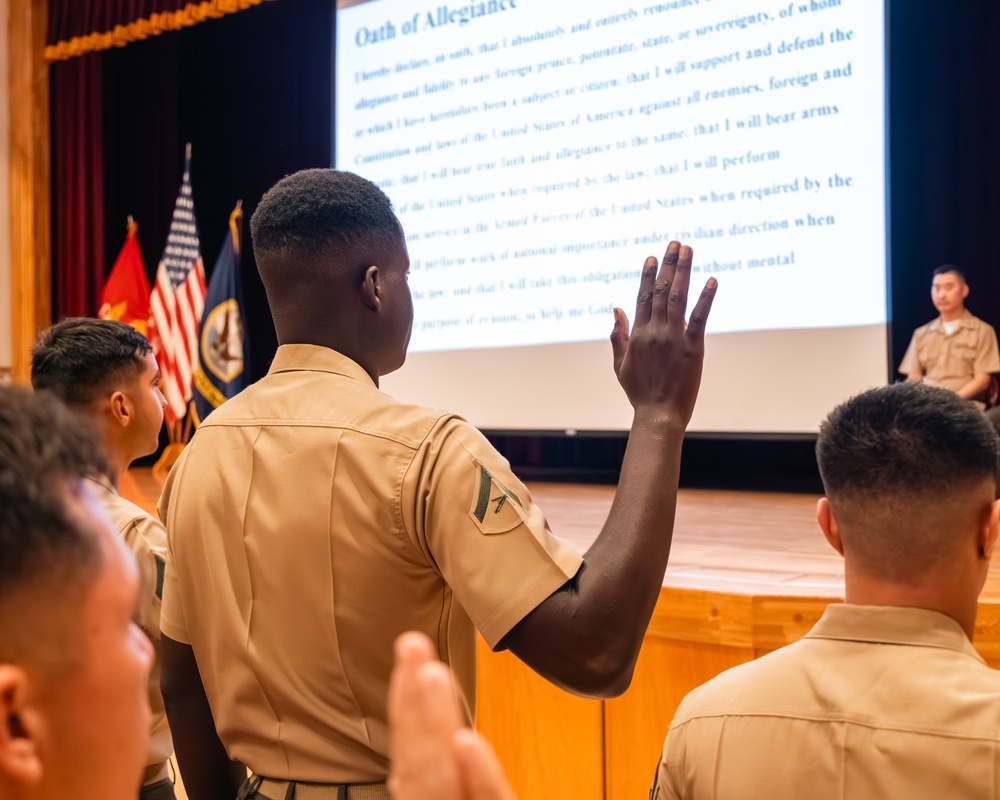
[0,385,154,800]
[388,632,513,800]
[654,382,1000,800]
[31,318,175,800]
[157,168,718,800]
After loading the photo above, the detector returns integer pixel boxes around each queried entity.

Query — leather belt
[247,775,391,800]
[142,761,170,786]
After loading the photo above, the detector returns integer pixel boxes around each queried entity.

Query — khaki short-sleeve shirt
[159,345,582,783]
[84,475,172,771]
[899,311,1000,397]
[655,605,1000,800]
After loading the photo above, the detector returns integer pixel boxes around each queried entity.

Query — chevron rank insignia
[469,462,527,534]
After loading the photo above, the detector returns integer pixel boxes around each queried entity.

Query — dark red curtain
[48,0,197,45]
[51,53,105,319]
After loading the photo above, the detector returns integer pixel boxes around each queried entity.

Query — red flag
[99,217,152,338]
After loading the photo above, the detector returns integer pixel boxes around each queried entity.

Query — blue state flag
[192,201,250,424]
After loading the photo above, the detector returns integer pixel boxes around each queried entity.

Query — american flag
[149,145,206,424]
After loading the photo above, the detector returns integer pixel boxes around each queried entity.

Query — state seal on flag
[201,299,244,382]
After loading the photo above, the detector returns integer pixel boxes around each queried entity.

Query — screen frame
[331,0,894,437]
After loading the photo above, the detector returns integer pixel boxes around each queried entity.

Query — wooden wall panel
[604,638,754,800]
[0,0,9,378]
[7,0,49,384]
[475,637,605,800]
[752,595,838,650]
[647,588,754,648]
[974,602,1000,663]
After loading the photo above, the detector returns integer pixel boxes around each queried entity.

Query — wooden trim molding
[45,0,272,62]
[9,0,50,383]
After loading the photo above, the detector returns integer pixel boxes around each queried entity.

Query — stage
[121,471,1000,800]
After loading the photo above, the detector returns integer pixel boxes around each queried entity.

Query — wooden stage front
[121,472,1000,800]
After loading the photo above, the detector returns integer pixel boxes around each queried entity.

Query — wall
[0,0,11,380]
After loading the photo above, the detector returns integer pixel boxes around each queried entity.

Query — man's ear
[961,282,970,301]
[361,265,382,312]
[817,497,845,556]
[0,666,44,785]
[108,390,131,428]
[979,499,999,561]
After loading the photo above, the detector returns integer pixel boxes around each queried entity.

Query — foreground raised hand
[389,632,516,800]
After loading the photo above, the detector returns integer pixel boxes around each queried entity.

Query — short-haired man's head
[31,318,153,409]
[0,386,107,673]
[249,168,403,285]
[932,264,966,284]
[817,383,999,575]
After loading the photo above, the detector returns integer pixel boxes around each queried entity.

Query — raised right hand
[610,241,718,428]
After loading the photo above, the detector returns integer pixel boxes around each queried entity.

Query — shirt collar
[267,345,376,387]
[928,309,974,332]
[804,604,984,663]
[84,473,117,496]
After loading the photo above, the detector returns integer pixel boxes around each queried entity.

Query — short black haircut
[818,383,999,500]
[31,317,153,407]
[932,264,966,284]
[249,168,402,269]
[0,385,106,609]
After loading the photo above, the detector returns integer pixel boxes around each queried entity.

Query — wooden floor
[529,483,846,597]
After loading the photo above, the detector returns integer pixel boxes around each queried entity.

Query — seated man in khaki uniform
[158,168,718,800]
[653,382,1000,800]
[31,319,175,800]
[899,265,1000,411]
[0,386,155,800]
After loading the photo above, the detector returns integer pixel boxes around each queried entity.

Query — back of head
[250,168,402,297]
[31,318,152,409]
[0,385,106,672]
[816,382,999,577]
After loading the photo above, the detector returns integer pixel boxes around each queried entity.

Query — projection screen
[334,0,888,433]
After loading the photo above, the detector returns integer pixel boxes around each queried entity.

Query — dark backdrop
[101,0,334,382]
[888,1,1000,361]
[87,0,1000,490]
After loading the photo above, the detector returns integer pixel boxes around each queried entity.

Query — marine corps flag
[192,201,250,424]
[98,217,151,336]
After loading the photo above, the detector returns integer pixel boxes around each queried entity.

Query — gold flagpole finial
[230,200,244,254]
[126,215,138,235]
[185,142,192,160]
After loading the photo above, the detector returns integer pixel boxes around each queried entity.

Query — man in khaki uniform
[654,382,1000,800]
[899,265,1000,409]
[31,319,175,800]
[158,169,718,800]
[0,386,155,800]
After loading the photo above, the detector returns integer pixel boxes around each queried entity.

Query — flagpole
[181,141,193,447]
[183,402,195,444]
